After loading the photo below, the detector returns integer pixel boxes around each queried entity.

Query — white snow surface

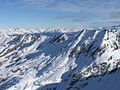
[0,26,120,90]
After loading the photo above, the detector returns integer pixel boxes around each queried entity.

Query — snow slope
[0,25,120,90]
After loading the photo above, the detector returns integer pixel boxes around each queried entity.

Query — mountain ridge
[0,25,120,90]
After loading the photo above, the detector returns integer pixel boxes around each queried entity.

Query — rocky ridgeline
[0,26,120,90]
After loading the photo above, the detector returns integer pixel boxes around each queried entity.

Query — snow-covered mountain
[0,25,120,90]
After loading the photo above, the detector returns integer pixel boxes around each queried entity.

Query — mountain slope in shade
[0,26,120,90]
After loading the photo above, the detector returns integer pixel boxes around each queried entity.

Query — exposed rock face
[0,26,120,90]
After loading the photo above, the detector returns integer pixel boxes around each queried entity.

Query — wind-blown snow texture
[0,25,120,90]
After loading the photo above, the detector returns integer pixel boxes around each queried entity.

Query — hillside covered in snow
[0,25,120,90]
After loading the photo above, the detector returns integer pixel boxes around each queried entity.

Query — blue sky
[0,0,120,28]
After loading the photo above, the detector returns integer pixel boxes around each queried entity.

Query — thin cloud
[2,0,120,13]
[92,9,120,24]
[24,0,55,8]
[0,0,24,6]
[109,10,120,19]
[92,18,120,24]
[54,1,81,12]
[55,15,84,22]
